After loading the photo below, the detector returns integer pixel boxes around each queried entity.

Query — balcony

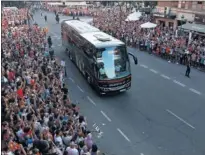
[177,7,205,15]
[152,9,177,19]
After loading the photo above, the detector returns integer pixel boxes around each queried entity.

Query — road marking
[51,32,56,36]
[117,128,131,142]
[149,69,158,74]
[77,85,84,93]
[160,74,171,80]
[101,111,112,122]
[69,77,75,83]
[166,109,195,130]
[189,88,201,95]
[87,96,96,106]
[140,64,148,69]
[173,80,186,87]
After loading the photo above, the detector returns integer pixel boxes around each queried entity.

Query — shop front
[153,6,177,29]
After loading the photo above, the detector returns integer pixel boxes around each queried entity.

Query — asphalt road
[34,11,205,155]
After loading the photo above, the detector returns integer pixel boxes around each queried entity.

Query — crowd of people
[41,4,92,16]
[1,3,205,155]
[92,7,205,70]
[2,7,29,29]
[1,7,101,155]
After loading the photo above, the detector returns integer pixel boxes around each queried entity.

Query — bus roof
[64,20,100,34]
[81,31,124,48]
[63,20,124,48]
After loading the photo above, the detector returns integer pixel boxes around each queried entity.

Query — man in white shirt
[54,130,63,146]
[62,132,72,146]
[66,141,78,155]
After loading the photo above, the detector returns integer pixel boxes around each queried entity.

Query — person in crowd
[56,14,60,24]
[47,36,52,48]
[44,14,47,22]
[185,60,191,78]
[49,47,54,59]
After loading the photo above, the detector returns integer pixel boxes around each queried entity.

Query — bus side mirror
[128,52,138,65]
[134,57,138,65]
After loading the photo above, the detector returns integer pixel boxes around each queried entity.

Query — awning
[140,22,157,29]
[125,11,141,21]
[65,2,87,6]
[180,23,205,34]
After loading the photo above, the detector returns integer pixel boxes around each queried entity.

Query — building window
[181,1,186,8]
[198,1,202,4]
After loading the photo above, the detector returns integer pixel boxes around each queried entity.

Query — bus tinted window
[96,46,130,80]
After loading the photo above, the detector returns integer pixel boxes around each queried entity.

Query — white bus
[61,20,138,95]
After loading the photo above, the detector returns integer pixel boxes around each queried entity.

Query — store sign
[154,6,165,14]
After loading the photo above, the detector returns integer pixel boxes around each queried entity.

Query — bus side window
[84,44,93,58]
[84,49,91,57]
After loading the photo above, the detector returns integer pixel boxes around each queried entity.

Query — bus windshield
[96,46,131,80]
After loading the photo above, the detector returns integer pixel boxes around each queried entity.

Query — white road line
[160,74,171,80]
[77,85,84,93]
[117,128,131,142]
[149,69,158,74]
[173,80,186,87]
[87,96,96,106]
[189,88,201,95]
[100,111,112,122]
[140,64,148,69]
[51,32,56,35]
[166,109,195,130]
[69,77,75,83]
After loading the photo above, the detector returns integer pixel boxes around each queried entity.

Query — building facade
[153,1,205,29]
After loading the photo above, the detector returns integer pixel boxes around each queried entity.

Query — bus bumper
[99,84,131,95]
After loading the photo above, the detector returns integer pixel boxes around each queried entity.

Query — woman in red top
[17,88,24,99]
